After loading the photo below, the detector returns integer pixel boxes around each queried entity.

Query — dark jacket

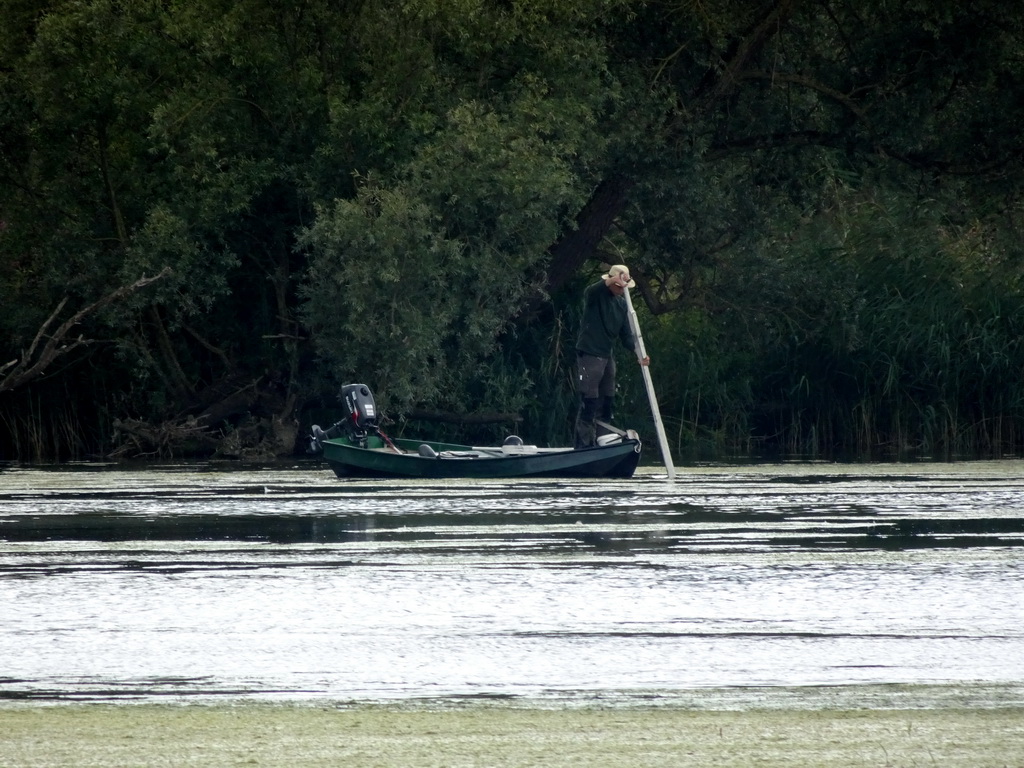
[575,280,637,358]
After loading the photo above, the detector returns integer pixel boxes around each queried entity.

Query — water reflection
[1,460,1023,706]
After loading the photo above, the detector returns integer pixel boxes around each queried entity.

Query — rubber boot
[574,397,600,449]
[600,396,614,423]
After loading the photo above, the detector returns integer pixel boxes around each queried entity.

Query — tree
[3,0,1024,459]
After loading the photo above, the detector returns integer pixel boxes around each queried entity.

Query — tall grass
[0,387,93,462]
[626,185,1024,461]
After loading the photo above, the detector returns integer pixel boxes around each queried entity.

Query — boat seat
[418,444,439,458]
[500,443,539,455]
[497,434,537,454]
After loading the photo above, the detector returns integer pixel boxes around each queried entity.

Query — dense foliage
[2,0,1023,461]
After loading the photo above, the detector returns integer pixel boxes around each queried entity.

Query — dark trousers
[574,353,615,448]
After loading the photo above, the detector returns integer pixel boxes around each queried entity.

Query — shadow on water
[0,513,378,545]
[3,509,1024,552]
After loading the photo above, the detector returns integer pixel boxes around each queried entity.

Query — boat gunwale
[318,434,642,479]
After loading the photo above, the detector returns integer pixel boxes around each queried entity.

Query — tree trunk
[545,174,636,293]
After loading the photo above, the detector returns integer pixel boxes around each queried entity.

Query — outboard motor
[339,383,377,439]
[308,383,379,454]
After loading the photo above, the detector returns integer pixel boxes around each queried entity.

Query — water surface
[2,460,1023,708]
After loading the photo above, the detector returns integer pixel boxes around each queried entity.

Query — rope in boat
[373,425,402,454]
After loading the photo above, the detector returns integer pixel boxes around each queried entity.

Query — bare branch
[0,267,172,395]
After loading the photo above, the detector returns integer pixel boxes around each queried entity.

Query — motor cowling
[340,383,377,438]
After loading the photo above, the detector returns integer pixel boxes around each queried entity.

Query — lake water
[2,460,1023,709]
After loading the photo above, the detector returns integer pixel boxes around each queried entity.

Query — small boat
[308,384,642,480]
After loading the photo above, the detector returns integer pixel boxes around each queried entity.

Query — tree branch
[700,0,801,104]
[0,267,172,395]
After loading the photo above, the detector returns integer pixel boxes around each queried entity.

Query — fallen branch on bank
[109,415,221,459]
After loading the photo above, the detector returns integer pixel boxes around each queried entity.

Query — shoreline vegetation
[6,4,1024,465]
[3,700,1023,767]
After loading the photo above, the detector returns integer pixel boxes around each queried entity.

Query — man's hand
[638,355,650,366]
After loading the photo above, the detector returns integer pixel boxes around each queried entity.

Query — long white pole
[624,286,676,481]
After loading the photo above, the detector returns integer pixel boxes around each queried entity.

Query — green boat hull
[319,435,642,479]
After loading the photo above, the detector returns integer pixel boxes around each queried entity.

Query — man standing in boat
[574,264,650,449]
